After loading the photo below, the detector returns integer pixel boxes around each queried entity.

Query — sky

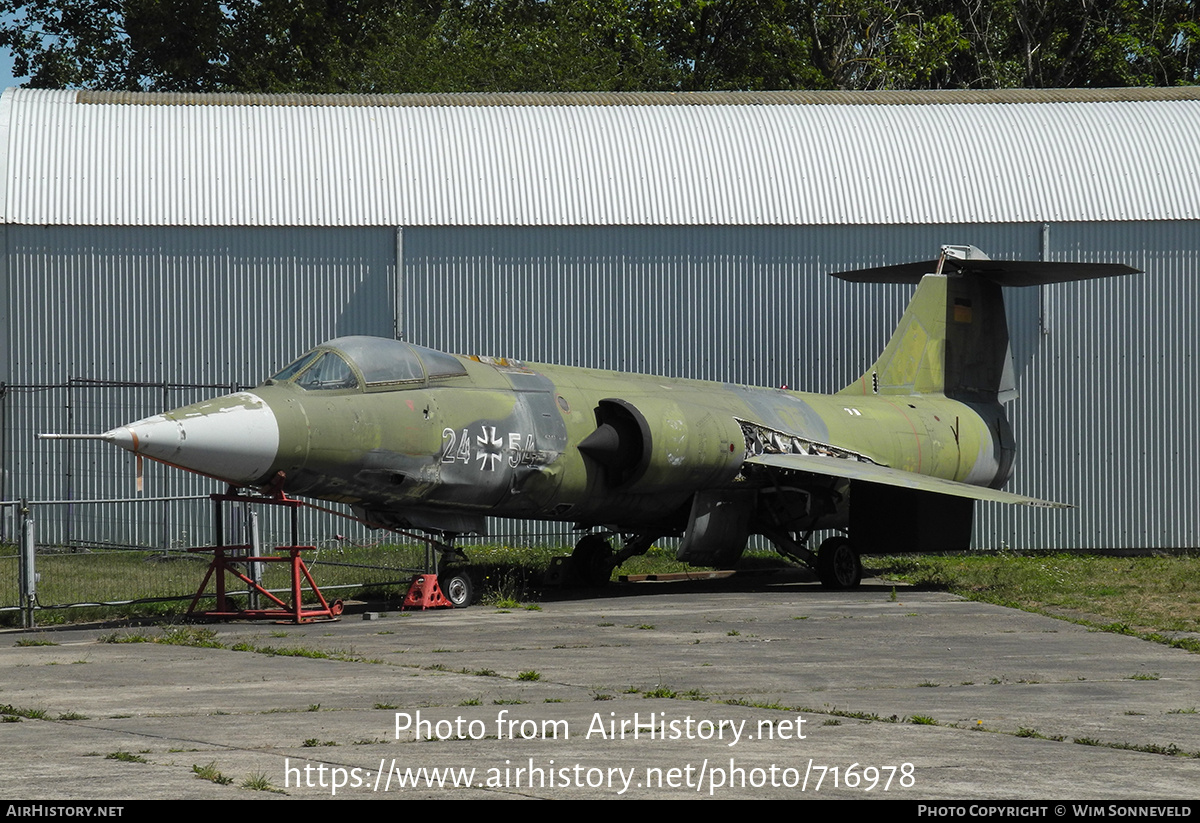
[0,10,30,90]
[1,45,29,90]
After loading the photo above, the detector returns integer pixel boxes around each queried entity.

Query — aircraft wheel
[442,570,474,608]
[816,537,862,590]
[571,534,615,588]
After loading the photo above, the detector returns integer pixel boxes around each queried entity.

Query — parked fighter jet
[53,245,1136,595]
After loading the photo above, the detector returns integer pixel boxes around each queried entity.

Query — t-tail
[834,244,1138,403]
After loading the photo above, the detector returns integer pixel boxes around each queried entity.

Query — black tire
[442,570,473,608]
[816,537,862,589]
[570,534,615,588]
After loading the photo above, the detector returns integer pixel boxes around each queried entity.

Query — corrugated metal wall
[3,220,1195,551]
[401,222,1198,551]
[2,225,396,546]
[994,222,1200,549]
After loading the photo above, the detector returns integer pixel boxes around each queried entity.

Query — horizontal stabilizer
[744,452,1070,508]
[833,247,1138,286]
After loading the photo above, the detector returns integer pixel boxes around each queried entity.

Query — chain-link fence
[0,495,440,627]
[1,491,587,627]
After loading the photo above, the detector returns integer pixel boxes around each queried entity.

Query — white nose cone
[104,392,280,485]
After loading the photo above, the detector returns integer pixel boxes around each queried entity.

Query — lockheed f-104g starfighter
[51,245,1136,600]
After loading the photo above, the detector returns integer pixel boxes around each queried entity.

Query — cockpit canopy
[267,336,467,391]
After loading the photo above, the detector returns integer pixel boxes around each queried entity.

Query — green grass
[9,542,1200,651]
[643,686,678,698]
[1015,727,1051,739]
[876,553,1200,649]
[0,541,430,626]
[192,761,234,785]
[99,625,383,663]
[105,751,148,763]
[1,704,48,720]
[98,631,152,643]
[457,542,727,600]
[241,772,283,793]
[5,540,704,624]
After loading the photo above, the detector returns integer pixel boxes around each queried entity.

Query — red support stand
[187,490,344,623]
[187,544,343,623]
[402,574,453,610]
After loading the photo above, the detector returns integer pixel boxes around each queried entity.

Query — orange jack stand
[403,574,453,610]
[186,544,343,624]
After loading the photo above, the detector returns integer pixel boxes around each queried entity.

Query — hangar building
[1,87,1196,551]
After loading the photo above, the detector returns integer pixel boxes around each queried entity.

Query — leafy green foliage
[3,1,1196,93]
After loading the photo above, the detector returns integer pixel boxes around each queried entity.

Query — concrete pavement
[1,574,1197,799]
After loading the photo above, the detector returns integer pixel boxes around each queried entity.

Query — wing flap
[744,453,1070,508]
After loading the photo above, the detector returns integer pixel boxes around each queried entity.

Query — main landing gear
[762,527,864,590]
[565,534,614,588]
[551,532,658,588]
[815,536,862,590]
[439,568,474,608]
[554,529,865,591]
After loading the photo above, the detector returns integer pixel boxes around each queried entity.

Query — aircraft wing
[743,453,1070,508]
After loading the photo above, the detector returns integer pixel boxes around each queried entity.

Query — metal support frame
[186,492,343,624]
[186,543,342,623]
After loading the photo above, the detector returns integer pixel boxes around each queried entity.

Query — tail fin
[834,245,1137,401]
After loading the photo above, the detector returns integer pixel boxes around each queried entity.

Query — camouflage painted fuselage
[213,346,1011,539]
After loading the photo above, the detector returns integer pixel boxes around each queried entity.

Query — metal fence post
[247,510,262,611]
[18,499,35,628]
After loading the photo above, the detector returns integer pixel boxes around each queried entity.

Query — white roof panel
[2,87,1199,227]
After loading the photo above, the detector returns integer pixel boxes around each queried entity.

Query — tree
[0,0,431,92]
[794,0,1200,89]
[796,0,971,89]
[1,0,1197,93]
[364,0,682,92]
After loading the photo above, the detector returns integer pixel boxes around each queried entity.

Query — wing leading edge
[743,452,1070,509]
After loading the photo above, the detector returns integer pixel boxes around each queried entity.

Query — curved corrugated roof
[71,87,1200,106]
[2,87,1199,227]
